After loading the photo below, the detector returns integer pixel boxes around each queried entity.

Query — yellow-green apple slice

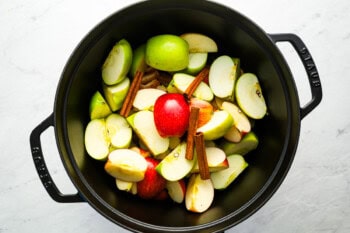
[130,44,147,77]
[185,173,214,213]
[104,149,148,182]
[196,110,233,140]
[223,125,243,143]
[183,53,208,75]
[84,119,110,161]
[103,78,130,111]
[145,34,189,72]
[172,73,214,101]
[115,179,134,192]
[180,33,218,53]
[191,147,228,173]
[211,154,248,190]
[127,110,169,156]
[221,101,251,134]
[102,39,133,85]
[106,113,132,149]
[169,136,181,150]
[89,91,112,120]
[133,88,166,111]
[235,73,267,119]
[166,179,186,204]
[209,56,240,99]
[156,142,195,181]
[219,132,259,156]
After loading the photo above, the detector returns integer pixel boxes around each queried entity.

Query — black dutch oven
[30,0,322,232]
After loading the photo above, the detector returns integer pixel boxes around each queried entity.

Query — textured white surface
[1,0,349,232]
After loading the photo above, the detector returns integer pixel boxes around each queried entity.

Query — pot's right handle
[30,113,84,203]
[270,33,322,119]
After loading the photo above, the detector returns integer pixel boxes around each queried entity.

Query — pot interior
[55,0,300,232]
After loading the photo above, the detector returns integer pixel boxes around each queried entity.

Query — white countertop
[1,0,349,232]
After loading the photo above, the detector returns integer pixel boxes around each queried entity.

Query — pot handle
[30,113,84,203]
[269,33,322,119]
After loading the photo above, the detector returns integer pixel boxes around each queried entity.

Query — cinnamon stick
[194,132,210,180]
[120,71,143,117]
[184,67,209,99]
[185,107,200,160]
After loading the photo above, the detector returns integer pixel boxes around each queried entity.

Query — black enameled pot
[30,1,322,232]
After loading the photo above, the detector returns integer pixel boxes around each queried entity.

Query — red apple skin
[190,98,213,128]
[154,93,190,137]
[137,157,167,199]
[153,189,169,201]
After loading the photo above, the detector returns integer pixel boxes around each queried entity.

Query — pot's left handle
[30,113,84,203]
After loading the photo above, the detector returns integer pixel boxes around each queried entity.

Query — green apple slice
[191,147,229,173]
[156,142,195,181]
[130,44,147,78]
[235,73,267,119]
[180,33,218,53]
[211,154,248,190]
[221,101,251,134]
[185,173,214,213]
[196,110,233,140]
[172,73,214,101]
[209,55,240,99]
[219,132,259,156]
[106,114,132,149]
[166,180,186,203]
[127,110,169,156]
[104,149,148,182]
[89,91,112,120]
[103,77,130,111]
[102,39,133,85]
[133,88,166,111]
[183,53,208,75]
[115,179,134,192]
[223,125,243,143]
[84,119,110,161]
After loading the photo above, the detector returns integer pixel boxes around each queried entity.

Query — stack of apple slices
[83,33,268,213]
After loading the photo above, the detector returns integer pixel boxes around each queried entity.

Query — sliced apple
[221,101,251,135]
[211,154,248,190]
[115,179,134,192]
[156,142,195,181]
[103,77,130,111]
[167,180,186,204]
[127,110,169,156]
[104,149,148,182]
[130,146,151,158]
[209,55,240,99]
[196,110,233,140]
[102,39,133,85]
[84,119,110,161]
[185,173,214,213]
[133,88,166,111]
[130,44,147,78]
[191,147,228,173]
[223,125,243,143]
[235,73,267,119]
[89,91,112,120]
[106,114,132,149]
[169,136,181,150]
[189,98,214,128]
[172,73,214,101]
[219,132,259,156]
[180,33,218,53]
[183,53,208,75]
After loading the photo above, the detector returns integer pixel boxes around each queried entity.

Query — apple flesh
[105,113,132,149]
[116,179,134,192]
[196,110,233,140]
[130,44,147,78]
[223,125,243,143]
[180,33,218,53]
[185,173,214,213]
[209,55,240,99]
[235,73,267,119]
[84,119,110,161]
[153,93,190,137]
[166,179,186,204]
[156,142,195,181]
[104,149,148,182]
[127,110,169,156]
[191,147,229,173]
[89,91,112,120]
[183,53,208,75]
[102,39,133,85]
[103,78,130,111]
[210,154,248,190]
[133,88,166,111]
[189,98,213,128]
[137,157,167,199]
[219,132,259,156]
[221,101,251,135]
[145,34,189,72]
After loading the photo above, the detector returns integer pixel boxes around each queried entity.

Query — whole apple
[153,93,190,137]
[137,157,166,199]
